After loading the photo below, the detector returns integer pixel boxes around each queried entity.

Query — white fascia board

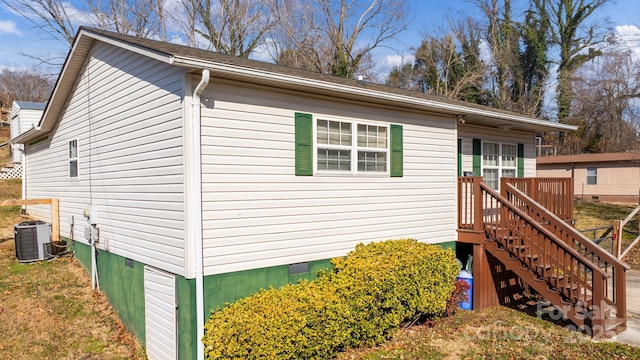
[172,56,577,132]
[11,128,40,144]
[82,30,174,64]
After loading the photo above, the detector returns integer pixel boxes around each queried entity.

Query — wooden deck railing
[501,177,574,222]
[458,176,627,334]
[502,183,628,318]
[481,182,609,329]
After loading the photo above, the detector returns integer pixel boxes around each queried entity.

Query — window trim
[482,141,517,190]
[313,116,390,176]
[68,138,79,180]
[586,167,597,185]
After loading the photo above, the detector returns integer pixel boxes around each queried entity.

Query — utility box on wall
[14,221,52,262]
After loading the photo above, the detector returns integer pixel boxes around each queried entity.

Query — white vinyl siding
[24,42,186,275]
[458,125,536,178]
[200,80,457,276]
[144,266,177,360]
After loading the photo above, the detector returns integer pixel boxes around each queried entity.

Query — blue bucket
[457,270,473,310]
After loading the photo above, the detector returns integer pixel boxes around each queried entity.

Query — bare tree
[562,51,640,154]
[1,0,79,45]
[386,18,487,104]
[85,0,168,40]
[167,0,200,47]
[7,0,170,61]
[275,0,409,78]
[195,0,277,57]
[0,69,54,106]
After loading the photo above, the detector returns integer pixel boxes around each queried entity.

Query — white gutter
[192,69,210,360]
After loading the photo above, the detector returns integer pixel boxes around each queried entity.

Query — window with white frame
[69,139,78,179]
[587,167,597,185]
[316,119,388,173]
[483,142,516,190]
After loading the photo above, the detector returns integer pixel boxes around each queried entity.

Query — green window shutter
[517,143,524,177]
[457,138,462,177]
[472,138,481,176]
[295,112,313,176]
[390,124,403,177]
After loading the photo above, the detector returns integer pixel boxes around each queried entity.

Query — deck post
[591,274,605,338]
[615,268,626,320]
[613,220,622,258]
[473,177,483,232]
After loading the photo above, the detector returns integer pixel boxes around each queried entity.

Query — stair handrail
[503,183,630,272]
[480,182,610,281]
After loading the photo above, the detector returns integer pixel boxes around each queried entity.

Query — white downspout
[192,69,209,360]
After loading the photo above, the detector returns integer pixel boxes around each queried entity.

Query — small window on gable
[69,139,78,179]
[587,167,597,185]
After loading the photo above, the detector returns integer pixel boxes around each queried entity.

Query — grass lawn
[574,199,640,270]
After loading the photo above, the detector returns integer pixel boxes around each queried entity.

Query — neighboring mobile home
[537,153,640,203]
[13,27,576,359]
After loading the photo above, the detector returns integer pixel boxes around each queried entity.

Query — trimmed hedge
[202,239,459,359]
[328,239,459,346]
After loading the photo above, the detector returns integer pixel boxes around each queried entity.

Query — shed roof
[14,27,577,144]
[13,101,46,111]
[537,153,640,165]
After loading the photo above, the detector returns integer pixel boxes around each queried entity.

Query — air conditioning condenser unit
[14,221,52,262]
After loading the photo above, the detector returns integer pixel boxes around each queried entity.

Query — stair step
[535,263,552,272]
[563,283,578,291]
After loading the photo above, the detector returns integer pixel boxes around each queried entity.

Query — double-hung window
[587,167,597,185]
[69,139,78,179]
[482,142,516,190]
[316,119,388,174]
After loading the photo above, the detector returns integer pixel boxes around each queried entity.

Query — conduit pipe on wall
[192,69,209,360]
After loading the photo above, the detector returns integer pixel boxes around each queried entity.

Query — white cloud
[0,20,21,35]
[375,53,415,77]
[613,25,640,60]
[615,25,640,46]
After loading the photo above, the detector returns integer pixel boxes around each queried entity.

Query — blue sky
[1,0,640,77]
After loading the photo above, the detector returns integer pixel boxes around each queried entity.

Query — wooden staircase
[458,177,628,338]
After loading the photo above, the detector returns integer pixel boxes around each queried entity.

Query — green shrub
[202,239,459,359]
[203,279,349,360]
[328,239,459,346]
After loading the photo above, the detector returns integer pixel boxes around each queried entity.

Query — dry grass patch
[0,179,23,242]
[337,306,640,360]
[0,127,10,165]
[574,199,640,270]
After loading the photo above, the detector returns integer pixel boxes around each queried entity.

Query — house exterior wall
[10,106,43,163]
[458,125,537,177]
[24,41,188,275]
[200,79,458,276]
[537,162,640,203]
